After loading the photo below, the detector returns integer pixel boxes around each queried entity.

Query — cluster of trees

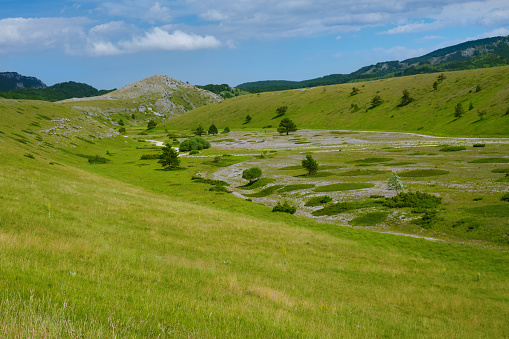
[195,124,230,136]
[0,81,114,102]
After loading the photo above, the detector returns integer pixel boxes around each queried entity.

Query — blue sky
[1,0,508,89]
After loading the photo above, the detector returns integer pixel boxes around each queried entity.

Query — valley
[0,66,508,337]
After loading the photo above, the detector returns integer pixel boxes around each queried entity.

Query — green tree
[131,113,136,119]
[477,109,487,120]
[437,73,446,82]
[245,115,252,124]
[387,173,404,192]
[179,137,210,152]
[118,119,125,126]
[118,127,126,134]
[475,84,482,92]
[433,81,438,91]
[223,126,230,134]
[275,105,288,117]
[371,95,383,108]
[195,125,205,136]
[469,102,474,110]
[208,124,218,135]
[350,87,360,96]
[147,120,157,129]
[277,117,297,135]
[158,143,180,170]
[454,103,465,118]
[242,167,262,183]
[302,155,318,175]
[399,89,413,106]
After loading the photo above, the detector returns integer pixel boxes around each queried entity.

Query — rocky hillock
[59,75,222,122]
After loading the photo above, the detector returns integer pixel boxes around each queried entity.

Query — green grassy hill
[164,66,509,137]
[1,83,509,336]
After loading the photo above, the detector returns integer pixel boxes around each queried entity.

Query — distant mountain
[0,81,113,102]
[237,35,509,92]
[0,72,46,92]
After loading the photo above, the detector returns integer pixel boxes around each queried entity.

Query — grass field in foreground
[0,129,508,338]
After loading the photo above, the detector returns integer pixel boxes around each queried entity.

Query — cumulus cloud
[0,16,220,56]
[0,17,90,53]
[116,28,221,53]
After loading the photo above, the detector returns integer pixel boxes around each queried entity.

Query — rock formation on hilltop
[59,74,222,120]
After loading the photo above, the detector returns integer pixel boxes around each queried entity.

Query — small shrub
[383,191,442,209]
[473,196,484,201]
[245,185,284,197]
[473,144,485,147]
[189,150,200,155]
[314,183,374,192]
[147,120,157,129]
[23,153,35,159]
[191,175,229,186]
[492,168,509,173]
[272,201,297,214]
[350,212,388,226]
[440,146,466,152]
[369,195,385,199]
[312,201,378,216]
[88,155,109,164]
[278,184,315,193]
[140,154,160,160]
[305,196,333,207]
[501,193,509,202]
[469,158,509,164]
[209,185,230,193]
[411,210,437,229]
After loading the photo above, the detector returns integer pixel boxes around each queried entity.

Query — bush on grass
[305,196,332,207]
[272,201,297,214]
[383,191,442,209]
[179,137,210,152]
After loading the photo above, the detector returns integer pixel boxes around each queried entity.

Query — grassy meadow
[163,66,509,137]
[1,66,509,337]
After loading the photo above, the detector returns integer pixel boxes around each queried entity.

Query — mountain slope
[238,35,509,92]
[164,66,509,137]
[0,72,46,92]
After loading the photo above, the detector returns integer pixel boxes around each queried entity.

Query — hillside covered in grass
[0,101,508,337]
[164,66,509,137]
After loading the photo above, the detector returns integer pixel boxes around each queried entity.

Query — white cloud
[0,17,89,53]
[199,10,228,22]
[467,28,509,40]
[116,28,221,53]
[145,2,172,24]
[372,46,427,60]
[0,16,220,56]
